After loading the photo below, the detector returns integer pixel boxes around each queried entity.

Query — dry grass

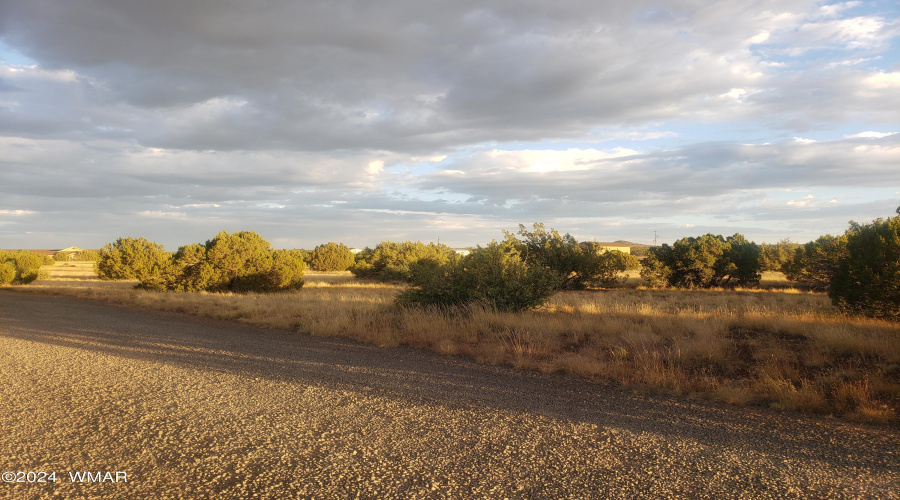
[16,268,900,426]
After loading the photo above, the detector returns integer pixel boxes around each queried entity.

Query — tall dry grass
[18,275,900,425]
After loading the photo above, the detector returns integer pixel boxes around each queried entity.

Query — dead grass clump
[757,376,827,412]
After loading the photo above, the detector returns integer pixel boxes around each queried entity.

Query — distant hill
[1,249,58,256]
[612,240,652,248]
[1,249,101,256]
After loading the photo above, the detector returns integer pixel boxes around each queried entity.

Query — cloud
[864,72,900,89]
[0,0,897,248]
[845,131,897,138]
[416,134,900,212]
[5,0,894,152]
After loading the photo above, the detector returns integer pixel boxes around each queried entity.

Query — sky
[0,0,898,250]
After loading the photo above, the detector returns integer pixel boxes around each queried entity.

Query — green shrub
[9,251,44,275]
[18,269,40,284]
[829,216,900,320]
[97,237,172,282]
[76,250,100,261]
[140,231,304,293]
[203,231,277,292]
[0,262,15,285]
[503,223,638,289]
[581,245,641,287]
[163,243,218,292]
[350,241,459,282]
[309,242,354,271]
[782,235,847,292]
[397,241,558,312]
[640,233,761,288]
[0,250,49,285]
[504,225,642,289]
[269,249,307,290]
[55,250,100,262]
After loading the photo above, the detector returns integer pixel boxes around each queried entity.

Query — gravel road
[1,290,897,499]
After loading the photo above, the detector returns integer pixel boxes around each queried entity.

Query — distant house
[591,242,632,255]
[57,246,87,260]
[453,248,471,256]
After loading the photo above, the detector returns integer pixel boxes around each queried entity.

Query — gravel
[1,290,897,499]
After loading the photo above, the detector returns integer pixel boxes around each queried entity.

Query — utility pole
[654,231,657,246]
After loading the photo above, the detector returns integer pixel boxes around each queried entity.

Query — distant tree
[350,241,459,282]
[76,250,100,261]
[503,224,583,289]
[640,233,761,288]
[580,243,641,287]
[397,241,559,312]
[308,242,354,271]
[829,216,900,320]
[721,234,763,285]
[758,239,800,272]
[629,246,650,258]
[782,235,847,292]
[503,223,638,289]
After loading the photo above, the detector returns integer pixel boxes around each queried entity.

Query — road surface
[1,291,897,499]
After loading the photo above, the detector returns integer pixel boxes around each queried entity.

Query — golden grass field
[22,265,900,425]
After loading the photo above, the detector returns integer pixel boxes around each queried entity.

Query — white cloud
[0,209,36,215]
[747,31,770,45]
[845,131,897,139]
[786,194,840,208]
[366,160,385,175]
[817,2,861,20]
[138,210,187,219]
[607,130,679,141]
[864,72,900,89]
[480,148,640,173]
[0,63,78,83]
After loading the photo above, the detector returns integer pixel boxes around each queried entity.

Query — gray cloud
[6,0,893,152]
[0,0,897,249]
[416,134,900,205]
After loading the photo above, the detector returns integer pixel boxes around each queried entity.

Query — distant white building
[58,246,88,260]
[595,243,631,254]
[581,242,631,254]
